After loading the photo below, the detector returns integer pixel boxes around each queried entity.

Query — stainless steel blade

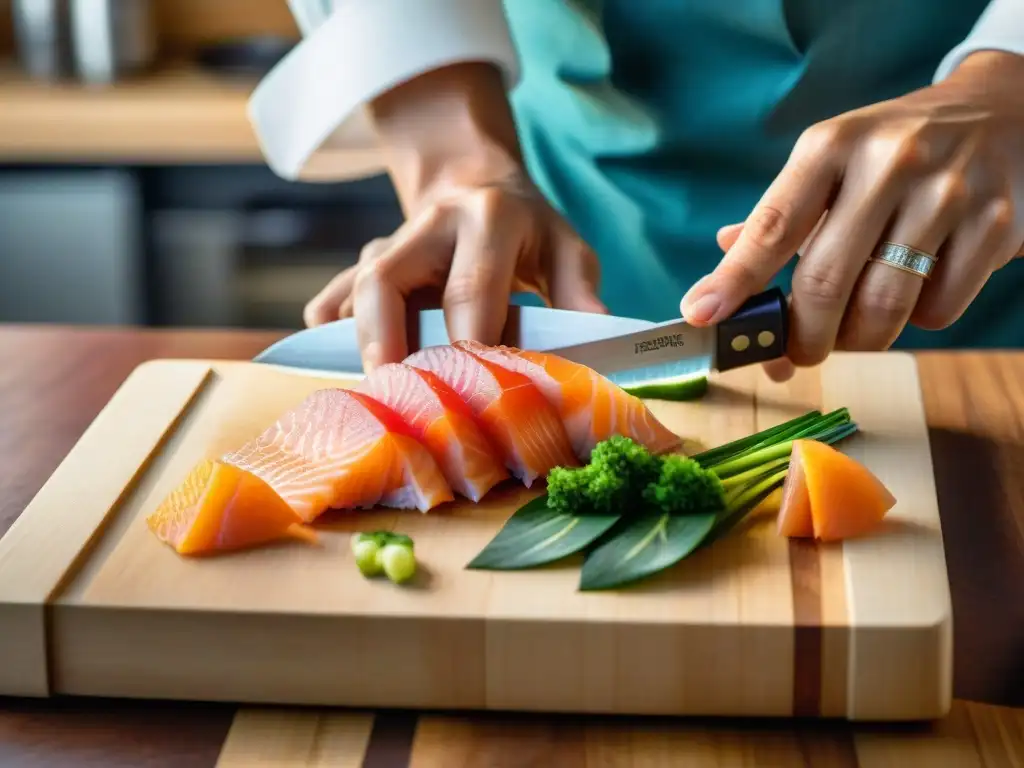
[546,316,715,388]
[253,305,656,374]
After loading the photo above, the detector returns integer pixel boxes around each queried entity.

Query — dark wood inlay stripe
[362,710,418,768]
[789,539,823,718]
[0,696,236,768]
[795,728,860,767]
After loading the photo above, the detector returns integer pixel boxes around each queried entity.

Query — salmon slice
[404,345,579,487]
[778,439,896,542]
[147,459,318,556]
[452,340,681,460]
[221,388,454,522]
[356,363,509,502]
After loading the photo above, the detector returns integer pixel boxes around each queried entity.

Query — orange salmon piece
[221,388,454,522]
[404,345,579,487]
[147,459,317,556]
[356,363,509,502]
[453,340,681,460]
[779,439,896,542]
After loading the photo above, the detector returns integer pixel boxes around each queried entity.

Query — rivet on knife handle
[714,287,789,372]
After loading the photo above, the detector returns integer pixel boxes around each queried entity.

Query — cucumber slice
[622,375,708,402]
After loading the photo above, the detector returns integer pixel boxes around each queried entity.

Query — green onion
[690,411,823,467]
[351,531,416,584]
[352,536,384,577]
[380,543,417,584]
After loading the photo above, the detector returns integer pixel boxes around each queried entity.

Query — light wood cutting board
[0,352,952,721]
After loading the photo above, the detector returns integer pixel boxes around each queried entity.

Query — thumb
[549,234,608,314]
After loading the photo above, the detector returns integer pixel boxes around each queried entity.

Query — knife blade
[543,287,789,388]
[253,288,788,385]
[253,304,657,375]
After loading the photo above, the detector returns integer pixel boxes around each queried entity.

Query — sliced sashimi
[779,439,896,542]
[147,459,318,556]
[404,345,579,487]
[356,363,509,502]
[221,388,454,522]
[453,340,681,460]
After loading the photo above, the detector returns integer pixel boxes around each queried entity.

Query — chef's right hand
[303,64,606,372]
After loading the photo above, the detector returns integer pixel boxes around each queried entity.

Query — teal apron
[503,0,1024,348]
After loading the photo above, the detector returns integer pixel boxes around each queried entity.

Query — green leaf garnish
[466,495,620,570]
[578,512,716,590]
[466,406,860,590]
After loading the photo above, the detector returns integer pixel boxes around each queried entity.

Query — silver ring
[870,242,936,279]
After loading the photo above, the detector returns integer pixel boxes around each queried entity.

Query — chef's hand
[680,51,1024,382]
[303,64,605,372]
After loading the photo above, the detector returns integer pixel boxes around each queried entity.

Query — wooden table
[1,326,1022,767]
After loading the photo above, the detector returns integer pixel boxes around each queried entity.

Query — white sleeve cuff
[934,0,1024,81]
[248,0,520,182]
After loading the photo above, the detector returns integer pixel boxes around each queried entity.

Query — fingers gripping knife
[253,288,790,386]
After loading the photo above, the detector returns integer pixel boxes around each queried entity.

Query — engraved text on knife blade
[545,319,715,376]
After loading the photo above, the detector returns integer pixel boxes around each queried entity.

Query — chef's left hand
[680,51,1024,381]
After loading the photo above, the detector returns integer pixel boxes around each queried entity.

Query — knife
[253,287,788,386]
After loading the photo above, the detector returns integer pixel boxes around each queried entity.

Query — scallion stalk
[691,411,822,467]
[698,408,859,540]
[705,411,853,478]
[709,467,790,541]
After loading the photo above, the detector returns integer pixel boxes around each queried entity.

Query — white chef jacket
[248,0,1024,182]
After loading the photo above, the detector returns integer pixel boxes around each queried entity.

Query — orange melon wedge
[147,459,318,556]
[777,439,896,542]
[777,446,814,538]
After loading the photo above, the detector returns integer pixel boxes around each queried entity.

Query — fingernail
[680,293,722,325]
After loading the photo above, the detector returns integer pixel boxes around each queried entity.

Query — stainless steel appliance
[11,0,156,83]
[11,0,72,80]
[147,167,405,330]
[69,0,156,84]
[0,169,145,325]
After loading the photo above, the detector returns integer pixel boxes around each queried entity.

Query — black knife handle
[715,287,789,372]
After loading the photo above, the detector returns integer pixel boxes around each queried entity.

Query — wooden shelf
[0,62,384,177]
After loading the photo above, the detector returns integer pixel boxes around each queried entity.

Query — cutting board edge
[0,358,216,697]
[48,601,951,720]
[820,352,953,722]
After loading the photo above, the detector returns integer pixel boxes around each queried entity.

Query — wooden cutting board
[0,352,951,721]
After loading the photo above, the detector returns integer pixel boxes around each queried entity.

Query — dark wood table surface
[1,325,1023,767]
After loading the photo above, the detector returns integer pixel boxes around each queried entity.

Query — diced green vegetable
[380,543,417,584]
[352,538,383,577]
[351,530,416,583]
[384,532,414,551]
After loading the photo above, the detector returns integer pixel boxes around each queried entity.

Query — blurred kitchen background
[0,0,402,330]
